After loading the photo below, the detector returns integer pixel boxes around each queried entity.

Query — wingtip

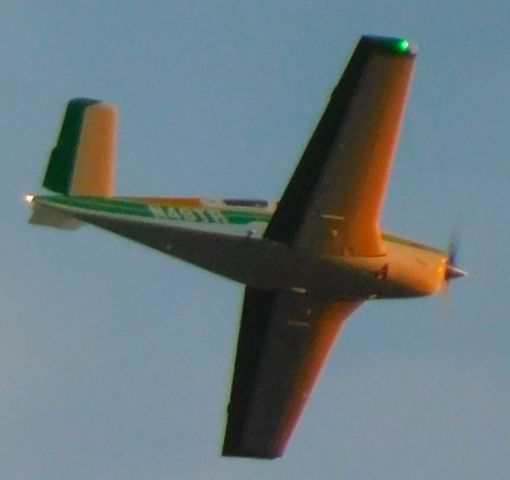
[67,97,102,107]
[361,35,418,56]
[221,447,281,460]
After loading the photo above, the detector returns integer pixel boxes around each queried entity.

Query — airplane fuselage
[29,194,447,301]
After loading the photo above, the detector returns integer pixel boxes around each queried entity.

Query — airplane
[26,35,466,459]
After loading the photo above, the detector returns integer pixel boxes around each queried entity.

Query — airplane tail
[30,98,118,229]
[43,98,117,196]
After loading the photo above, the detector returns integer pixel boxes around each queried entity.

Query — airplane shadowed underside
[26,36,466,459]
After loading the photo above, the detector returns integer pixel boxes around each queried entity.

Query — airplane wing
[223,289,360,458]
[223,36,416,458]
[264,36,416,256]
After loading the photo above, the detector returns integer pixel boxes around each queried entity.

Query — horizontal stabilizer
[28,201,82,230]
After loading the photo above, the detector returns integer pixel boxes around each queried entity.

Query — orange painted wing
[224,36,417,459]
[265,36,416,256]
[223,288,360,458]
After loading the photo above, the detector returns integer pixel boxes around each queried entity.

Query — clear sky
[2,1,509,478]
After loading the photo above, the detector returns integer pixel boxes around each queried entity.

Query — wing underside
[223,288,360,458]
[265,36,416,256]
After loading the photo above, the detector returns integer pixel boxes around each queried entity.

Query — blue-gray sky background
[2,1,509,478]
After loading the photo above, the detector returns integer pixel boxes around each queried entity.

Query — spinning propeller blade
[442,229,467,317]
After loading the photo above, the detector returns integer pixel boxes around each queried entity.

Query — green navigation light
[396,39,410,53]
[364,36,416,55]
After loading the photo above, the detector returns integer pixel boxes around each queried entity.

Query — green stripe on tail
[43,98,100,194]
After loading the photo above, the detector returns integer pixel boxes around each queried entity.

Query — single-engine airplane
[26,36,466,459]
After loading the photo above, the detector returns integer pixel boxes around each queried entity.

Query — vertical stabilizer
[43,98,117,196]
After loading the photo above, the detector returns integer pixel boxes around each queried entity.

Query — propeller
[445,229,467,281]
[441,229,467,317]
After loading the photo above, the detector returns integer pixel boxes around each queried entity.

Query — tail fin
[43,98,117,196]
